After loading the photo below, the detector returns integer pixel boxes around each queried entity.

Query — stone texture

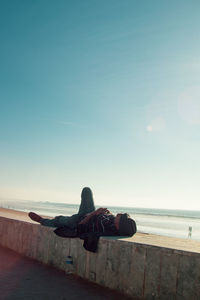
[1,218,11,248]
[17,222,31,254]
[85,250,97,282]
[76,239,87,278]
[69,238,80,273]
[176,254,200,300]
[118,240,134,295]
[36,226,50,264]
[6,219,22,252]
[26,224,40,259]
[144,246,161,300]
[105,239,121,290]
[95,238,108,287]
[59,237,71,272]
[47,231,61,267]
[160,250,178,299]
[128,244,146,299]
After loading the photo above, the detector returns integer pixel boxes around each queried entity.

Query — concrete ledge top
[1,207,200,254]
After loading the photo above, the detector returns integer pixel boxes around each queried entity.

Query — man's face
[114,213,122,230]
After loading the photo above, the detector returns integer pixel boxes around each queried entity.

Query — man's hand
[94,208,110,215]
[78,208,110,225]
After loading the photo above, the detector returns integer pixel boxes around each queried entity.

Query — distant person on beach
[28,187,137,252]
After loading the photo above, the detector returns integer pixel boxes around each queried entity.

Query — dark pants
[41,187,95,228]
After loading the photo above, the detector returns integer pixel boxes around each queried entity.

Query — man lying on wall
[29,187,137,252]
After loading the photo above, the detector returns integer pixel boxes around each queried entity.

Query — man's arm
[78,208,110,225]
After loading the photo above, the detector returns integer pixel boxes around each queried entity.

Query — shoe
[28,212,42,223]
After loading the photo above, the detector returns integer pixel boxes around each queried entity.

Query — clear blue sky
[0,0,200,209]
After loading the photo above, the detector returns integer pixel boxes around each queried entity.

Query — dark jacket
[54,215,118,252]
[54,214,137,252]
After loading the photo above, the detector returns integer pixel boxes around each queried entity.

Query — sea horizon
[1,197,200,218]
[1,198,200,241]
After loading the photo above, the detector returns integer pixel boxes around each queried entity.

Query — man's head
[115,213,137,236]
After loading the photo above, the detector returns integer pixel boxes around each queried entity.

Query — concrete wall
[0,216,200,300]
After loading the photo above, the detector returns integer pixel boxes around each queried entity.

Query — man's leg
[29,187,95,228]
[44,188,96,227]
[29,212,79,228]
[40,216,74,227]
[78,187,95,216]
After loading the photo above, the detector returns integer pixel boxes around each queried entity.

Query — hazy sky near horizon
[0,0,200,209]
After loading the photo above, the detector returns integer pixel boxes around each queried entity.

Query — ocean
[1,199,200,241]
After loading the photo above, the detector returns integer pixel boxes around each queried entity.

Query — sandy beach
[0,207,52,223]
[1,207,200,254]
